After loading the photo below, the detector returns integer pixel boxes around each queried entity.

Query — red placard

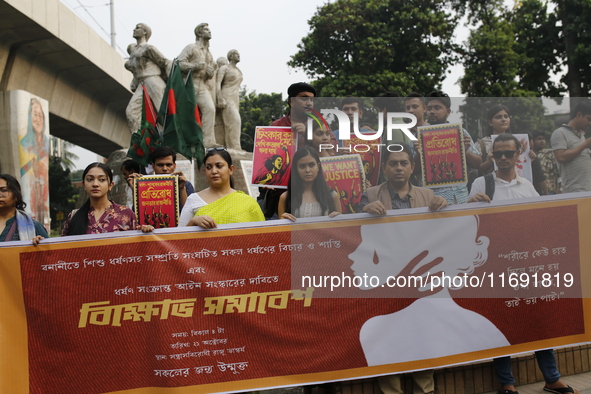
[320,154,365,213]
[251,126,296,188]
[342,133,381,187]
[134,175,179,228]
[418,123,467,188]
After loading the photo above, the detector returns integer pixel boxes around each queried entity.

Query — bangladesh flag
[127,85,162,166]
[158,61,205,168]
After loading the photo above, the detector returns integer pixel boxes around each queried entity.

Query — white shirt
[468,172,539,201]
[178,193,208,226]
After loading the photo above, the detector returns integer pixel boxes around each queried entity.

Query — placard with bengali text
[134,175,179,228]
[419,123,467,188]
[252,126,296,189]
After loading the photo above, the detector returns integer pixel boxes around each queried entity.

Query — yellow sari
[195,191,265,224]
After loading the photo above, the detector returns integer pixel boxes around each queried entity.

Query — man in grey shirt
[551,100,591,192]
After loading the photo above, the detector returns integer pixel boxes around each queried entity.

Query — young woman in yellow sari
[179,148,265,228]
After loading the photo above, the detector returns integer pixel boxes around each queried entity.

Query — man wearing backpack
[466,133,579,394]
[467,133,538,202]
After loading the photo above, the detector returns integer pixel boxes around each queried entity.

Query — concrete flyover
[0,0,132,157]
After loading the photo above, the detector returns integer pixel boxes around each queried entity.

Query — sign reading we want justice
[1,195,590,393]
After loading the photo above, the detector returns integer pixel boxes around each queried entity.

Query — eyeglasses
[206,146,227,152]
[0,188,11,196]
[492,150,518,159]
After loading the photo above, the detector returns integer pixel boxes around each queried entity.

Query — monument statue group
[124,23,244,153]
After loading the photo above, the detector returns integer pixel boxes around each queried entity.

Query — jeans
[494,349,560,386]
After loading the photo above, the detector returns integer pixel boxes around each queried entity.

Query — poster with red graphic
[134,175,179,228]
[251,126,296,188]
[342,133,381,187]
[418,123,467,188]
[320,154,365,213]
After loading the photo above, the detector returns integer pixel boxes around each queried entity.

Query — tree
[239,89,285,152]
[460,0,591,104]
[50,136,80,171]
[289,0,458,96]
[457,1,555,137]
[554,0,591,102]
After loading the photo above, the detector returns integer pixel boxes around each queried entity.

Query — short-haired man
[127,146,195,209]
[405,93,428,185]
[551,100,591,192]
[423,91,482,204]
[361,145,448,214]
[360,144,445,394]
[468,134,538,202]
[271,82,316,133]
[468,133,579,394]
[405,92,428,135]
[340,96,374,133]
[532,130,561,194]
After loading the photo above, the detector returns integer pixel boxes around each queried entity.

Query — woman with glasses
[62,163,153,235]
[0,174,48,245]
[179,148,264,228]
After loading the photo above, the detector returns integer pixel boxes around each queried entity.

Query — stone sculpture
[178,23,218,148]
[216,49,244,151]
[124,23,170,134]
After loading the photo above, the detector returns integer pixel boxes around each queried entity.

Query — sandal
[543,385,575,394]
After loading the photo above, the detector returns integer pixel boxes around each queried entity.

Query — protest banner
[320,154,365,213]
[134,175,179,228]
[418,123,467,188]
[251,126,296,188]
[1,195,590,393]
[342,132,381,187]
[491,133,534,183]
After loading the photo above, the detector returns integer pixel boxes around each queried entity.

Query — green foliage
[458,1,559,138]
[289,0,458,96]
[50,136,80,171]
[49,156,78,230]
[510,0,563,97]
[460,0,591,99]
[239,89,286,152]
[460,16,526,97]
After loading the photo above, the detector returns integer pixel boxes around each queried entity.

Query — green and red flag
[158,61,205,168]
[127,85,162,166]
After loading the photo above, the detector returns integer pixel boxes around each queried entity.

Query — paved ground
[484,371,591,394]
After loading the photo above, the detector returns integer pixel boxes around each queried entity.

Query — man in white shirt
[467,133,580,394]
[468,133,538,202]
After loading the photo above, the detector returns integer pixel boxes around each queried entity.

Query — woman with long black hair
[278,146,341,221]
[62,163,153,235]
[0,174,48,244]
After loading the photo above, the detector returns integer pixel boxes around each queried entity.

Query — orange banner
[1,195,590,393]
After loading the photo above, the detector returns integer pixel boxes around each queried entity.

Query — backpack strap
[479,139,488,162]
[484,173,495,200]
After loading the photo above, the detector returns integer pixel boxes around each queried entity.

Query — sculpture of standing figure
[216,49,244,151]
[124,23,170,134]
[178,23,218,148]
